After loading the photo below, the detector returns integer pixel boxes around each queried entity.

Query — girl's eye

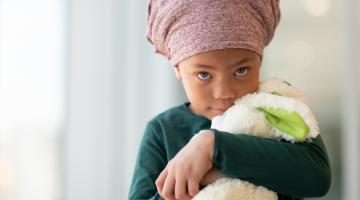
[235,67,249,76]
[197,72,211,80]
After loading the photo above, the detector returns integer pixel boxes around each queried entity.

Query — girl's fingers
[162,171,176,199]
[187,179,199,197]
[156,167,168,194]
[174,172,186,199]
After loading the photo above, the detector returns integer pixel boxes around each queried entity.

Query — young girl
[129,0,331,199]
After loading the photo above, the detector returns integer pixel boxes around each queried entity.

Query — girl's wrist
[192,130,215,161]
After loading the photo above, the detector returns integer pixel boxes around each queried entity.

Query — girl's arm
[128,122,166,200]
[211,129,331,198]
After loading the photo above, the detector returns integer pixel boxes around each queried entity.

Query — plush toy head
[211,78,319,142]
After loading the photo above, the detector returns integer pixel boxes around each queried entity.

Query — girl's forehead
[179,49,261,68]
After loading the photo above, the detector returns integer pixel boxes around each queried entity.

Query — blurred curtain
[343,0,360,199]
[63,0,185,200]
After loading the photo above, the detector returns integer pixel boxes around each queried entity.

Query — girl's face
[174,48,261,119]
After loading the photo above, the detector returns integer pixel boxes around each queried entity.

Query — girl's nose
[213,79,236,100]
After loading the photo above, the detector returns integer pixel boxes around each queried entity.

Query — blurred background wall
[0,0,359,200]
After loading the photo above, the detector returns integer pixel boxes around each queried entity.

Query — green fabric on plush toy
[257,107,309,140]
[192,78,320,200]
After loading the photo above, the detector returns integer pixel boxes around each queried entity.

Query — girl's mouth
[212,107,230,113]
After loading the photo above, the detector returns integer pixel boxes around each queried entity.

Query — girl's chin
[189,104,224,119]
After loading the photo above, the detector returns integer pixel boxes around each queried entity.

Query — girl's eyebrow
[194,58,251,69]
[229,58,251,68]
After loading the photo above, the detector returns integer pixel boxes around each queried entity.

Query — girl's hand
[156,130,215,200]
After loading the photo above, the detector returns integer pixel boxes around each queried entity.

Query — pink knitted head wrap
[146,0,281,66]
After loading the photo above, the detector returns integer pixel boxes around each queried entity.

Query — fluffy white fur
[259,78,309,104]
[193,178,277,200]
[194,78,320,200]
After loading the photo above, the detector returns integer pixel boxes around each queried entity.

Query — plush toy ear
[256,107,309,140]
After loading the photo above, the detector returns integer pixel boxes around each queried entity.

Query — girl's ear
[172,65,182,80]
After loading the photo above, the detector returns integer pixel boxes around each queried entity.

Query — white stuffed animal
[192,78,320,200]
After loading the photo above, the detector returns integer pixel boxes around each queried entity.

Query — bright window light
[0,0,64,199]
[302,0,330,17]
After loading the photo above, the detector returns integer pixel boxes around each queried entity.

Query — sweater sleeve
[212,129,331,198]
[128,121,166,200]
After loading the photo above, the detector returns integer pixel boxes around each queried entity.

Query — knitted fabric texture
[146,0,281,66]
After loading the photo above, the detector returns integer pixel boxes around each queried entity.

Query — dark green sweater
[128,103,331,200]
